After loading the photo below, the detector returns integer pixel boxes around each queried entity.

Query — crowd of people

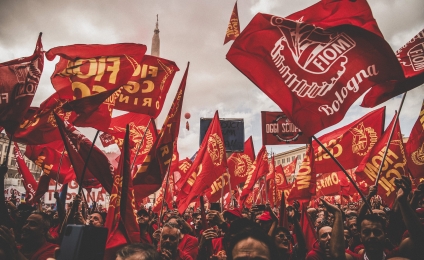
[0,176,423,260]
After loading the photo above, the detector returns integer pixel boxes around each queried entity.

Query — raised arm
[321,198,346,260]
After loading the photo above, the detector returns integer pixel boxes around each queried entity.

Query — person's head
[314,217,324,228]
[137,209,150,225]
[116,243,160,260]
[317,225,332,258]
[317,209,327,219]
[223,208,243,224]
[257,212,273,233]
[326,212,335,226]
[192,213,202,228]
[241,209,250,219]
[347,217,359,236]
[160,223,181,254]
[88,211,105,227]
[372,209,386,221]
[272,226,292,252]
[21,211,51,244]
[228,226,279,260]
[358,214,386,255]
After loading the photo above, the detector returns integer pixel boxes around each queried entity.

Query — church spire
[151,14,160,57]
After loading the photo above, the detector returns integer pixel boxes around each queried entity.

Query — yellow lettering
[142,80,154,93]
[142,98,152,107]
[106,57,120,84]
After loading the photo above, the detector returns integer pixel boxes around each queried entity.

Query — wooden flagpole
[312,136,373,213]
[159,162,173,225]
[130,118,153,173]
[374,93,407,185]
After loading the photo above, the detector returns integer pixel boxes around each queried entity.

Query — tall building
[151,14,160,57]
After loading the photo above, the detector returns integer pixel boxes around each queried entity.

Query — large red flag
[104,125,139,258]
[224,2,241,45]
[355,115,407,206]
[313,107,385,173]
[227,14,403,136]
[177,111,228,214]
[227,136,255,188]
[0,33,44,134]
[132,63,189,197]
[14,143,38,204]
[46,43,146,131]
[114,55,179,117]
[287,145,316,202]
[24,141,75,185]
[405,100,424,183]
[362,29,424,107]
[239,146,269,204]
[54,114,114,193]
[286,0,383,37]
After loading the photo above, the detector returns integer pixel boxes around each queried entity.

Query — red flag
[46,43,146,131]
[0,33,44,134]
[227,136,255,189]
[239,146,269,204]
[114,55,179,117]
[287,145,316,203]
[174,158,193,192]
[12,93,77,145]
[14,143,38,204]
[132,63,189,197]
[54,114,114,193]
[266,155,276,206]
[177,111,228,214]
[355,115,407,206]
[362,29,424,107]
[405,100,424,182]
[286,0,383,38]
[316,171,344,196]
[33,175,51,203]
[244,186,259,209]
[24,141,75,185]
[300,202,317,251]
[224,2,241,45]
[104,125,139,258]
[226,14,403,136]
[281,158,297,180]
[313,107,385,173]
[279,191,289,228]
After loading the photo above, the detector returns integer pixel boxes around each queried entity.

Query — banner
[261,111,310,145]
[200,118,244,152]
[227,14,403,136]
[224,2,241,45]
[405,100,424,183]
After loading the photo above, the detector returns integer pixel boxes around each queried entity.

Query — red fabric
[27,241,58,260]
[301,204,318,252]
[178,234,199,260]
[175,158,194,191]
[114,55,179,117]
[405,100,424,180]
[305,241,325,260]
[288,145,316,202]
[177,111,228,214]
[286,0,383,38]
[362,29,424,107]
[226,136,255,189]
[211,237,225,256]
[313,107,385,173]
[239,146,268,204]
[133,63,189,199]
[54,114,113,192]
[140,231,153,245]
[14,143,38,204]
[33,175,50,202]
[355,114,407,206]
[224,2,240,45]
[227,14,403,137]
[258,211,272,221]
[25,141,76,185]
[0,34,44,134]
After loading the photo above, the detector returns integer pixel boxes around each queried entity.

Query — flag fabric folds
[227,13,403,136]
[355,114,407,206]
[405,100,424,183]
[224,2,241,45]
[313,107,385,173]
[13,143,38,204]
[177,111,228,214]
[132,63,189,198]
[0,33,44,134]
[287,145,315,203]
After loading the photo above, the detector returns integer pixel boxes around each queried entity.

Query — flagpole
[312,136,373,213]
[220,173,225,211]
[273,153,277,206]
[55,149,66,192]
[3,134,13,166]
[78,130,100,195]
[226,168,234,207]
[374,93,407,186]
[159,162,172,224]
[130,118,153,173]
[264,176,269,204]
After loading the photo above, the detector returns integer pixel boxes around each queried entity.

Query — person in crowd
[159,222,192,260]
[116,243,160,260]
[0,211,58,260]
[166,216,198,259]
[191,213,202,238]
[137,208,155,245]
[87,211,106,227]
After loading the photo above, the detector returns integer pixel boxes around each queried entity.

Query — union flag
[224,2,241,45]
[355,114,407,206]
[313,107,385,173]
[177,111,228,214]
[405,100,424,183]
[14,143,38,204]
[0,33,44,134]
[227,14,403,136]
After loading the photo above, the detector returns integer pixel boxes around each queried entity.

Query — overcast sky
[1,0,423,159]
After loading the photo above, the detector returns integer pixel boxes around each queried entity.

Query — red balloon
[184,112,191,119]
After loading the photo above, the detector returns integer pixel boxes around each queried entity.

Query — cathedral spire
[151,14,160,57]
